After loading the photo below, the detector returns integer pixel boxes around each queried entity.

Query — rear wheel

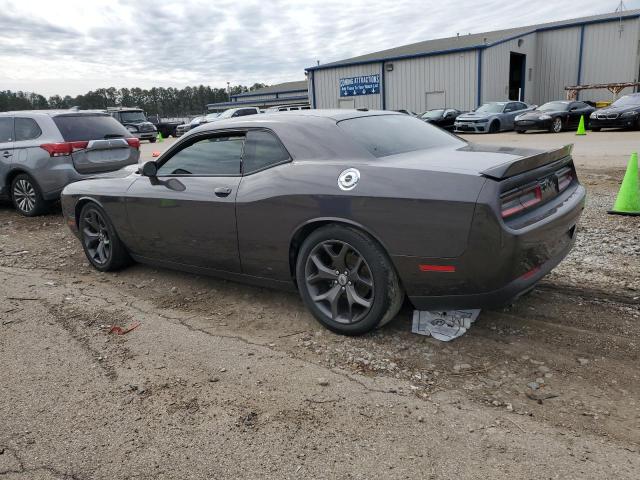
[11,174,48,217]
[296,225,404,335]
[550,117,563,133]
[149,137,157,143]
[79,203,131,272]
[488,121,499,133]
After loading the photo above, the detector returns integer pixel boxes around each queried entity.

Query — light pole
[227,82,231,102]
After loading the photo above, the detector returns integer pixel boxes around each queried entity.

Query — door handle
[214,187,232,197]
[2,151,11,159]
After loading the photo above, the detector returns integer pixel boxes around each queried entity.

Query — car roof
[187,110,406,135]
[0,109,109,117]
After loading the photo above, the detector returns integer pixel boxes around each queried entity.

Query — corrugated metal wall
[312,63,382,109]
[580,18,640,102]
[482,33,537,104]
[534,27,581,103]
[384,51,478,111]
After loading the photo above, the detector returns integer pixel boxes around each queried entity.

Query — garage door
[425,91,446,110]
[339,99,355,109]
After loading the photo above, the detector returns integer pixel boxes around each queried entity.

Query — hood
[596,104,640,114]
[456,111,494,121]
[517,110,562,119]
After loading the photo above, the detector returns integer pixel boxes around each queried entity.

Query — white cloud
[0,0,636,96]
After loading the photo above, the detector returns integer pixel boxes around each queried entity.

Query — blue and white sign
[339,74,380,97]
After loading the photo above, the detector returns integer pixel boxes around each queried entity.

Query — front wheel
[591,127,601,132]
[79,203,131,272]
[550,117,563,133]
[516,129,525,134]
[149,137,157,143]
[488,121,500,133]
[296,225,404,335]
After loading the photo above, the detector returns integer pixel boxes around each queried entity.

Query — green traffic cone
[608,152,640,216]
[576,115,586,135]
[157,132,163,143]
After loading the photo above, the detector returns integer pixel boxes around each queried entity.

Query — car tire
[550,117,563,133]
[79,203,131,272]
[11,173,48,217]
[488,121,499,133]
[516,129,525,134]
[296,225,404,335]
[149,137,157,143]
[591,127,601,132]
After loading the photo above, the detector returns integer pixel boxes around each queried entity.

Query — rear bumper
[396,184,586,310]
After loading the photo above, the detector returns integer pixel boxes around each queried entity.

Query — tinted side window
[15,118,42,141]
[516,102,528,110]
[237,109,257,117]
[157,135,244,176]
[0,117,13,142]
[243,130,290,174]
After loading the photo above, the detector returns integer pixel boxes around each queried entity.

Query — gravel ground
[1,132,639,479]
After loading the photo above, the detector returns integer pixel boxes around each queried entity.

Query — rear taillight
[501,184,542,218]
[40,141,89,157]
[126,138,140,149]
[556,168,573,191]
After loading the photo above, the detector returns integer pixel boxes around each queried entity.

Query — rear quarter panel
[236,160,485,282]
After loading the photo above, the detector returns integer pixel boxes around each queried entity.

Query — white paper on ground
[411,309,481,341]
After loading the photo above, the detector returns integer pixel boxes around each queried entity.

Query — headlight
[126,125,137,132]
[621,111,638,117]
[538,114,551,120]
[590,112,597,119]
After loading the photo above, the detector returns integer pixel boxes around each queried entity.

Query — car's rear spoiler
[480,144,573,180]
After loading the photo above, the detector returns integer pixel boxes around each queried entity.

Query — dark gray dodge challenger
[61,110,585,335]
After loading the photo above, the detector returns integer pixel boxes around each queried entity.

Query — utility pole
[227,82,231,101]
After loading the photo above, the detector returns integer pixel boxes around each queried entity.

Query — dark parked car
[106,108,157,142]
[175,116,206,137]
[455,101,534,133]
[61,111,585,335]
[418,109,464,130]
[515,101,595,133]
[589,93,640,131]
[147,114,183,138]
[1,110,139,216]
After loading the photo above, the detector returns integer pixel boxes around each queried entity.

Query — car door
[568,102,590,128]
[502,102,523,130]
[125,131,244,272]
[0,116,15,194]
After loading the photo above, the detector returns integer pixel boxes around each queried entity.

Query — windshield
[538,102,570,112]
[120,111,147,123]
[338,114,464,158]
[476,103,505,113]
[190,117,203,125]
[420,110,444,119]
[611,95,640,107]
[205,113,220,121]
[218,109,236,119]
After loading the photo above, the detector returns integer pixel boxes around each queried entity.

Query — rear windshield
[611,95,640,107]
[337,114,464,158]
[53,114,131,141]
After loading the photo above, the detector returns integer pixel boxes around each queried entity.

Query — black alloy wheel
[79,204,131,271]
[296,225,404,335]
[304,240,375,324]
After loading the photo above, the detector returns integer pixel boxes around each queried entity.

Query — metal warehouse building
[306,9,640,112]
[207,80,308,111]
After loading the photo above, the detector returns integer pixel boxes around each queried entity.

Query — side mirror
[570,107,578,112]
[141,160,158,177]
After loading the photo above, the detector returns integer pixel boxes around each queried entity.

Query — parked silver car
[0,110,140,216]
[454,101,535,133]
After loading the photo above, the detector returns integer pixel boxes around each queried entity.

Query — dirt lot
[1,131,639,479]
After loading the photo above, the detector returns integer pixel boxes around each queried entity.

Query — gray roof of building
[307,9,640,70]
[233,80,308,98]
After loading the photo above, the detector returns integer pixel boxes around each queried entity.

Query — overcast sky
[1,0,638,96]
